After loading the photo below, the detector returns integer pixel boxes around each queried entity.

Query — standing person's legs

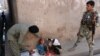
[73,26,85,48]
[68,26,85,51]
[73,35,84,48]
[86,31,94,56]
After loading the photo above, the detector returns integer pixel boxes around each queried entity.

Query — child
[36,38,46,55]
[52,38,62,55]
[45,38,55,56]
[46,38,62,56]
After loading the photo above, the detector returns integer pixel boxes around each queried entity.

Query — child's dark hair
[86,1,95,7]
[29,25,39,33]
[38,38,44,44]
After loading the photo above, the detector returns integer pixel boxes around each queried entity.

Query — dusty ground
[61,38,100,56]
[5,35,100,56]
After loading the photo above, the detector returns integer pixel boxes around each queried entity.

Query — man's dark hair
[29,25,39,33]
[86,1,95,7]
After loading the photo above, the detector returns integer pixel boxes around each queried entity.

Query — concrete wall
[16,0,100,41]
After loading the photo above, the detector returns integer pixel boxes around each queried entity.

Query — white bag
[21,49,41,56]
[21,51,29,56]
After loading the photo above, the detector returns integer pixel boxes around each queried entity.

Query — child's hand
[60,49,62,53]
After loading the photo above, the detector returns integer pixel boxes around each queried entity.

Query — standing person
[69,1,99,56]
[0,11,6,56]
[7,24,40,56]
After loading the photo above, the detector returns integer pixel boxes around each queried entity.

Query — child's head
[86,1,95,11]
[38,38,45,45]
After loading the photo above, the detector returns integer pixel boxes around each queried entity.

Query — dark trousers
[0,32,5,56]
[52,45,62,55]
[0,45,5,56]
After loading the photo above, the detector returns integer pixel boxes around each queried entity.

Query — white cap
[53,39,61,45]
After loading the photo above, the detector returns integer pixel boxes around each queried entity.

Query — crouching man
[7,24,40,56]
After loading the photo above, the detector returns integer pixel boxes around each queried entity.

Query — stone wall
[16,0,100,41]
